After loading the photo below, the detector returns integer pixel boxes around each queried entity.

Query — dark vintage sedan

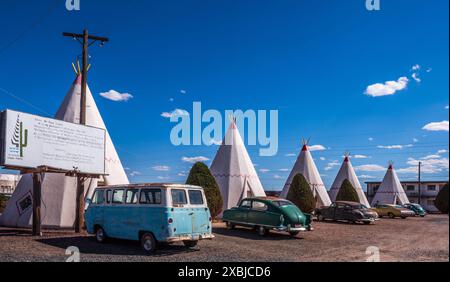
[222,197,313,237]
[315,201,379,224]
[403,203,427,217]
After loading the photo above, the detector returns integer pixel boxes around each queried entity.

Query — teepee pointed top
[343,151,350,162]
[388,161,394,170]
[301,137,310,151]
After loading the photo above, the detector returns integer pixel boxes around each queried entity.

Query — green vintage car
[222,197,313,236]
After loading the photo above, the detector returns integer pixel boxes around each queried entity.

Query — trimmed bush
[434,183,449,214]
[186,162,223,218]
[336,179,360,203]
[0,194,9,213]
[286,173,316,213]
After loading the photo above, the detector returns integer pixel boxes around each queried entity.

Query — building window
[406,185,415,191]
[373,185,380,193]
[427,185,437,191]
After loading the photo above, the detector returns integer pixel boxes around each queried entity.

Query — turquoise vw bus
[84,183,214,253]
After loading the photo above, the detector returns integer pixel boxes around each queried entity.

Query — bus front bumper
[165,233,215,243]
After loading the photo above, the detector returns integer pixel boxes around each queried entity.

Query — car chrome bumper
[165,233,214,243]
[275,225,310,232]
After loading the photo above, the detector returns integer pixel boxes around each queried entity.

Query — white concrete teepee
[210,119,266,211]
[371,163,409,206]
[0,72,129,228]
[280,141,331,207]
[328,154,371,207]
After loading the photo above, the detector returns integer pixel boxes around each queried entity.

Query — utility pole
[62,30,109,232]
[418,161,422,205]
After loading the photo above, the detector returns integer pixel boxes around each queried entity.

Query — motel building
[0,174,21,196]
[366,181,449,213]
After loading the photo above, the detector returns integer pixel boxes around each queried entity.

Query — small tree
[186,162,223,218]
[434,183,449,214]
[286,173,316,213]
[0,194,8,213]
[336,179,360,203]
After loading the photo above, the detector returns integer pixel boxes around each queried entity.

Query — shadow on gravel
[213,226,305,241]
[36,236,199,257]
[0,228,32,237]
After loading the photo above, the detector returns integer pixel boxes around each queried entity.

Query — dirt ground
[0,214,448,262]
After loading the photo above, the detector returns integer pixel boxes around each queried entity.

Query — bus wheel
[95,226,107,243]
[183,240,198,248]
[141,233,157,253]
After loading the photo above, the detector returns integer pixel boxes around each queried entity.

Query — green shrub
[0,194,9,213]
[186,162,223,218]
[434,183,449,214]
[286,173,316,213]
[336,179,360,203]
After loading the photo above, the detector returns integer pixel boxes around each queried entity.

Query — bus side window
[125,189,139,204]
[171,189,187,206]
[106,190,112,204]
[112,189,124,204]
[92,190,105,205]
[140,189,162,204]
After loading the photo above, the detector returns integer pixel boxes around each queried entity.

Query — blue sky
[0,0,448,190]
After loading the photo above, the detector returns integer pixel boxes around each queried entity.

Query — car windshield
[395,205,404,208]
[272,200,294,207]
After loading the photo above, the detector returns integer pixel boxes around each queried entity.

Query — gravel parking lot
[0,214,448,262]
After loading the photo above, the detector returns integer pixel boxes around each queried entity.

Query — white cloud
[309,145,326,151]
[354,164,386,172]
[128,171,141,177]
[422,121,449,132]
[180,89,187,94]
[152,165,170,171]
[421,155,441,160]
[365,77,409,97]
[445,105,449,110]
[169,98,174,102]
[285,153,296,157]
[438,149,448,154]
[411,72,421,83]
[259,169,270,173]
[324,160,340,171]
[273,174,283,179]
[319,157,326,161]
[157,176,170,180]
[178,172,186,177]
[278,168,290,172]
[100,90,133,102]
[358,175,376,179]
[397,156,449,174]
[353,154,369,159]
[368,137,374,141]
[411,64,420,71]
[426,68,432,73]
[377,144,412,149]
[161,109,190,118]
[181,156,210,163]
[413,138,419,143]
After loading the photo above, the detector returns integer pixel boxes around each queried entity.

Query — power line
[0,87,50,116]
[0,0,60,56]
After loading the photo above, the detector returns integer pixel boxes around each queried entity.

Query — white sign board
[1,109,105,174]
